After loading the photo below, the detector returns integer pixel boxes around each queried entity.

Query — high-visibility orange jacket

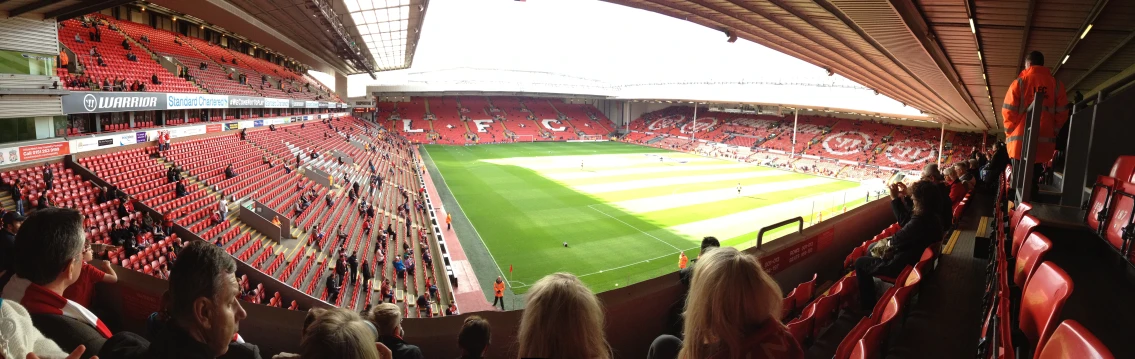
[494,281,505,297]
[1001,65,1069,163]
[678,252,689,269]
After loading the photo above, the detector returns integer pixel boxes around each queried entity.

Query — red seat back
[793,273,817,311]
[1087,176,1116,234]
[1020,262,1074,355]
[1014,233,1053,287]
[893,268,922,308]
[851,297,901,359]
[1010,202,1033,233]
[1012,214,1041,257]
[786,303,815,346]
[1037,320,1114,359]
[812,289,841,336]
[1109,155,1135,182]
[1104,182,1135,254]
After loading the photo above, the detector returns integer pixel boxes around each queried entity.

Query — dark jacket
[99,323,262,359]
[378,335,424,359]
[29,313,107,358]
[0,230,15,272]
[879,198,943,272]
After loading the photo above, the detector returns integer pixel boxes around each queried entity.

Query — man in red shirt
[62,240,119,307]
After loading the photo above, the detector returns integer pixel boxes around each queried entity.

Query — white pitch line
[587,204,682,252]
[574,246,700,280]
[421,149,511,288]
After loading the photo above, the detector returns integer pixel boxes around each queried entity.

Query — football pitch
[423,141,866,295]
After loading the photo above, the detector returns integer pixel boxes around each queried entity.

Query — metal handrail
[756,216,804,250]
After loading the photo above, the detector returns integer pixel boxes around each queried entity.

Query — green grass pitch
[423,141,863,295]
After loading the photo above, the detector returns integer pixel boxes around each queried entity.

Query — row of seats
[974,164,1115,359]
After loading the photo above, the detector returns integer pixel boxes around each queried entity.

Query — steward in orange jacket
[1001,51,1069,164]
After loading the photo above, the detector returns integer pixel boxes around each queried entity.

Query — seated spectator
[1,208,114,356]
[126,52,137,62]
[393,258,405,279]
[944,171,966,205]
[174,180,188,198]
[151,73,161,85]
[224,164,236,179]
[854,181,943,311]
[517,272,609,359]
[62,240,119,307]
[380,280,393,303]
[300,308,386,359]
[457,316,490,359]
[367,303,424,359]
[650,247,802,359]
[210,211,223,226]
[97,56,107,67]
[100,240,259,359]
[416,293,431,317]
[75,33,84,43]
[445,302,459,316]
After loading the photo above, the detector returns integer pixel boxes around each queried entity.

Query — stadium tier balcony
[58,18,198,93]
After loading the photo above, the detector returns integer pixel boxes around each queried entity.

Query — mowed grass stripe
[609,177,837,213]
[593,172,823,202]
[640,181,861,226]
[543,163,755,181]
[560,166,762,186]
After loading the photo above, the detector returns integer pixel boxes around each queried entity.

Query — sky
[330,0,924,118]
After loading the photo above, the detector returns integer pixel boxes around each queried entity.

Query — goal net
[579,134,607,142]
[515,134,535,142]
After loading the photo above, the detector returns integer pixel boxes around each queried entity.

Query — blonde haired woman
[517,272,610,359]
[649,247,803,359]
[300,307,391,359]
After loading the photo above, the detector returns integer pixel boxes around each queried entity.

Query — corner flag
[509,264,513,273]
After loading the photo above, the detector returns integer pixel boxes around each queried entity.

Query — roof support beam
[710,0,947,120]
[1051,0,1110,76]
[8,0,63,17]
[888,0,990,130]
[1065,30,1135,91]
[1014,0,1037,75]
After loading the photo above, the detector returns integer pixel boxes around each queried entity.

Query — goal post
[515,134,535,142]
[579,134,607,142]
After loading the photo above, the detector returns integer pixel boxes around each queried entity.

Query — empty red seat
[1012,214,1042,257]
[1019,262,1074,356]
[1036,320,1114,359]
[1014,233,1053,287]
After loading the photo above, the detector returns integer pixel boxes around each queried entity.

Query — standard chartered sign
[167,94,230,109]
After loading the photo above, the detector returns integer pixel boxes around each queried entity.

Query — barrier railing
[756,216,803,250]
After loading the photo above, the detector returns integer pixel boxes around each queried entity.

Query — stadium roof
[604,0,1135,132]
[139,0,428,77]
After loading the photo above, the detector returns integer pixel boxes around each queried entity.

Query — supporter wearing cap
[0,211,26,272]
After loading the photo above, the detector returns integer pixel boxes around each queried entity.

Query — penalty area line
[587,204,682,251]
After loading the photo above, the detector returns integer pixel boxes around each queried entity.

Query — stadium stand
[57,16,198,93]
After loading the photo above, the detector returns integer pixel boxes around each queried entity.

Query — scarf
[1,275,112,338]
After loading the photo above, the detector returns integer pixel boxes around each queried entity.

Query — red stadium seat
[1012,214,1041,258]
[1014,233,1053,287]
[1010,202,1033,234]
[1036,320,1114,359]
[850,297,902,359]
[1019,262,1074,356]
[786,302,815,346]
